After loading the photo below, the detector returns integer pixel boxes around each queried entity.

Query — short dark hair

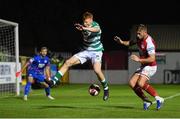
[137,24,147,32]
[41,47,48,51]
[82,12,93,21]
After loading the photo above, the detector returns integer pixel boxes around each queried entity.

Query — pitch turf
[0,84,180,118]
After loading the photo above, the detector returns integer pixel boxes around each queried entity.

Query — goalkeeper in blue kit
[16,47,54,101]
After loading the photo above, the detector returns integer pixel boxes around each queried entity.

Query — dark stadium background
[0,0,179,56]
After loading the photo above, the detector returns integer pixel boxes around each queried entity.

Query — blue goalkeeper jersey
[28,55,50,75]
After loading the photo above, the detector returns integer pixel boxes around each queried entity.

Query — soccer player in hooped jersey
[114,24,164,110]
[51,11,109,101]
[16,47,54,101]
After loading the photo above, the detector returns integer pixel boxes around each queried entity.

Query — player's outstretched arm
[114,36,130,46]
[83,26,100,32]
[16,61,30,77]
[74,23,100,32]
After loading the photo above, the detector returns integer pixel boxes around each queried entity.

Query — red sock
[142,82,158,97]
[133,84,147,101]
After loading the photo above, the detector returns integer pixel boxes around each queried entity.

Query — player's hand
[114,36,123,44]
[48,77,52,81]
[16,71,21,78]
[131,54,140,62]
[74,23,84,31]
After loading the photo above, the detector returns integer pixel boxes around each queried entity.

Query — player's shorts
[27,70,46,83]
[135,65,157,79]
[74,50,103,64]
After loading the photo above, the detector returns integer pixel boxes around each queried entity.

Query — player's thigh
[73,51,89,64]
[137,75,148,88]
[93,62,102,73]
[65,56,81,66]
[27,72,35,83]
[91,51,103,64]
[129,73,140,88]
[92,51,103,71]
[141,66,157,79]
[33,74,46,83]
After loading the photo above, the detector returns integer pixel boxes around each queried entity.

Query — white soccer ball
[89,84,100,96]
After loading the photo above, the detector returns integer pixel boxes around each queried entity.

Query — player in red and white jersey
[137,35,157,66]
[114,24,164,110]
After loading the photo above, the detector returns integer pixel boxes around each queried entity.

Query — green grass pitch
[0,84,180,118]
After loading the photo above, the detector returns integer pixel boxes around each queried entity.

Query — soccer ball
[88,84,100,96]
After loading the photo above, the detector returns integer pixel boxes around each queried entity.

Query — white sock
[58,71,63,76]
[155,96,161,100]
[101,79,106,82]
[104,87,109,90]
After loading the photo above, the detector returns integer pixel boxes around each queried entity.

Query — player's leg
[129,73,151,103]
[129,70,153,110]
[136,75,152,110]
[37,75,55,100]
[52,56,81,84]
[91,51,109,101]
[138,75,158,97]
[139,77,164,110]
[93,62,109,101]
[23,76,33,101]
[129,73,139,88]
[138,66,164,110]
[40,81,54,100]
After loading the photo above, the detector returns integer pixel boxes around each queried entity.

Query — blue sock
[24,82,31,95]
[45,87,50,96]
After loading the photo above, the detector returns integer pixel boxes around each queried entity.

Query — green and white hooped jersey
[82,21,104,51]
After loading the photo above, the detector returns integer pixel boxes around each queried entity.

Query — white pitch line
[1,87,180,104]
[152,92,180,104]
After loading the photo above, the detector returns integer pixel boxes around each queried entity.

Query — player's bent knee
[128,81,133,88]
[28,77,34,83]
[129,80,135,88]
[137,81,144,88]
[45,83,49,88]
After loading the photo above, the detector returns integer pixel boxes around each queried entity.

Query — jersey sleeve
[92,22,100,29]
[28,57,35,64]
[28,55,38,64]
[146,39,155,55]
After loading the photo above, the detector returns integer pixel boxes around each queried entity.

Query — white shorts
[74,50,103,64]
[135,65,157,79]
